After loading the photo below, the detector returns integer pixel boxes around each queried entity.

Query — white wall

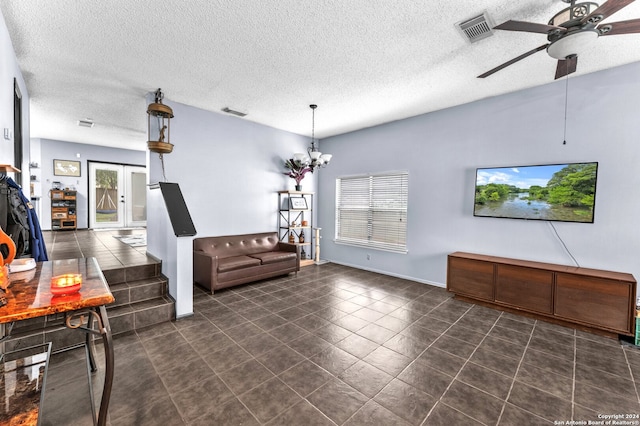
[147,99,314,235]
[318,61,640,287]
[36,138,145,229]
[146,185,194,318]
[0,8,29,187]
[146,97,313,317]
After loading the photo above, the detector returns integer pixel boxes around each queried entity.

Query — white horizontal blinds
[336,176,370,243]
[336,172,408,252]
[371,173,408,248]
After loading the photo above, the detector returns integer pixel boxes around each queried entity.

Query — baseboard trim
[325,259,445,288]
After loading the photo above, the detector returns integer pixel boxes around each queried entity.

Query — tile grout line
[116,326,187,424]
[185,330,265,424]
[493,314,536,425]
[166,322,266,425]
[324,286,448,423]
[133,311,252,425]
[336,295,461,426]
[420,306,506,426]
[622,346,640,405]
[202,277,345,425]
[308,286,430,424]
[256,275,403,425]
[198,272,355,423]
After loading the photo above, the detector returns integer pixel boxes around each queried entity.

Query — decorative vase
[295,184,302,191]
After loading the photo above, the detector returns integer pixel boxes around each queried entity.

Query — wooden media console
[447,252,637,337]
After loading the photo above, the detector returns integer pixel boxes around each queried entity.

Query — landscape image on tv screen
[474,162,598,223]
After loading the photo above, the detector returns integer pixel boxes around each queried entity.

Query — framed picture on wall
[53,159,81,177]
[290,197,308,210]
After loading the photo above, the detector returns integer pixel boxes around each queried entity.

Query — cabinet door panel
[496,265,553,314]
[555,273,633,334]
[447,256,494,301]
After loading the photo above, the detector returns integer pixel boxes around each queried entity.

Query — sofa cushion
[194,232,280,258]
[218,255,261,272]
[249,251,297,265]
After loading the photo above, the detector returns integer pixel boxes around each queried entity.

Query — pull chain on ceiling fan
[478,0,640,79]
[563,63,571,145]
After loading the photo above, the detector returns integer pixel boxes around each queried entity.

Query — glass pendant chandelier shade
[293,104,332,171]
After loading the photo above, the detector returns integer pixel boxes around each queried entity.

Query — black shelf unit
[278,190,314,265]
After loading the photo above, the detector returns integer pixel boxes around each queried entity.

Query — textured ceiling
[2,0,640,151]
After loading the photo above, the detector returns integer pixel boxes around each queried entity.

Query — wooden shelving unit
[278,191,314,267]
[50,190,77,230]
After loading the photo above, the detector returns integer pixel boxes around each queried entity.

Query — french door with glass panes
[89,162,146,228]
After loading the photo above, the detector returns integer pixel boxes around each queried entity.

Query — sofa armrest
[277,242,301,270]
[193,250,219,293]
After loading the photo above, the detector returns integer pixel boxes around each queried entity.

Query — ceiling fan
[478,0,640,79]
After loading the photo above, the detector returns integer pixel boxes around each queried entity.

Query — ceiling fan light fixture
[547,29,599,59]
[481,0,639,79]
[549,2,599,27]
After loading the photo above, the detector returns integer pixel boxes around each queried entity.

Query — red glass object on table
[50,273,82,296]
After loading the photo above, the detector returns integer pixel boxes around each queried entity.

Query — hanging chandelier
[293,104,332,171]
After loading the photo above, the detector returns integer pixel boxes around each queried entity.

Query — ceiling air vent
[77,119,94,128]
[221,107,247,117]
[456,12,494,43]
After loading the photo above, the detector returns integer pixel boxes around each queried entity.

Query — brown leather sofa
[193,232,300,293]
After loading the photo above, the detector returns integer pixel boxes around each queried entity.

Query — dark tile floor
[43,228,153,269]
[40,230,640,425]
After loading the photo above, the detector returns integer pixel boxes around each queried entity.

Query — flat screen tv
[474,162,598,223]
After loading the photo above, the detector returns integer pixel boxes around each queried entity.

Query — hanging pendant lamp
[293,105,332,171]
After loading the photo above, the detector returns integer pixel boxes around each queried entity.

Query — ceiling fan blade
[494,20,566,34]
[478,44,548,78]
[598,18,640,35]
[580,0,635,25]
[555,56,578,80]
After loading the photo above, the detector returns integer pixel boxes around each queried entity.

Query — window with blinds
[335,172,408,253]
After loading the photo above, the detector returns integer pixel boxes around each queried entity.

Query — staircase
[4,261,175,353]
[102,262,175,335]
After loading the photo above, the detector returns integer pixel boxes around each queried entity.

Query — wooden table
[0,257,115,426]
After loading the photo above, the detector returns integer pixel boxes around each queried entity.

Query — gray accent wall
[317,61,640,287]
